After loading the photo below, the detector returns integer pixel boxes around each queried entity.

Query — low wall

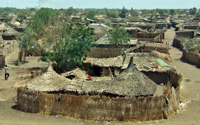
[183,26,198,30]
[0,55,5,68]
[181,50,200,66]
[87,47,122,58]
[176,30,194,38]
[0,41,15,57]
[172,37,183,50]
[26,48,43,56]
[17,86,180,122]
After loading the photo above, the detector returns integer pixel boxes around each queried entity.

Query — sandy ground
[1,27,200,125]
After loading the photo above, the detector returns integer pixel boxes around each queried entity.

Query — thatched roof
[0,23,8,31]
[95,33,137,45]
[0,36,4,44]
[26,65,71,92]
[64,63,157,97]
[64,68,89,80]
[122,52,171,72]
[26,63,157,96]
[2,28,19,36]
[83,55,123,67]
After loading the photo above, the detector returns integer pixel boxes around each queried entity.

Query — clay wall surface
[181,50,200,66]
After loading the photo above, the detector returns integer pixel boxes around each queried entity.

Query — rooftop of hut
[2,28,20,36]
[26,63,157,97]
[122,52,172,72]
[95,33,138,45]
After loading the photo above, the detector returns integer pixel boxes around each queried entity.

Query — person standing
[4,65,9,80]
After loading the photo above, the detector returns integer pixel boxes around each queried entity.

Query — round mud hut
[17,63,181,122]
[2,28,19,40]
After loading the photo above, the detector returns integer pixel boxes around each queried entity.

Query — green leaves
[118,6,128,18]
[87,10,95,20]
[107,26,130,47]
[43,21,95,69]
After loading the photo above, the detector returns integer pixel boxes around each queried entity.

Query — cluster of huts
[171,13,200,67]
[17,11,183,122]
[0,14,27,68]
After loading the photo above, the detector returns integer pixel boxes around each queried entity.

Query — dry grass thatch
[65,68,89,80]
[2,28,19,36]
[83,55,123,67]
[26,63,157,97]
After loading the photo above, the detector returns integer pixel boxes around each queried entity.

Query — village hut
[17,62,181,121]
[26,65,71,92]
[14,21,27,32]
[82,55,123,77]
[2,28,20,40]
[122,52,173,84]
[0,23,8,33]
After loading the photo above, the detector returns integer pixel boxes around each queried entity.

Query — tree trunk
[18,51,21,66]
[22,48,26,63]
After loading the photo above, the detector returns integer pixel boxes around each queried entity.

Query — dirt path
[1,28,200,125]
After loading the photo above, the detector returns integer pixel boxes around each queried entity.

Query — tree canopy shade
[66,6,77,16]
[42,21,96,70]
[107,26,130,46]
[29,8,59,38]
[17,27,36,63]
[118,6,128,18]
[130,8,138,16]
[156,8,165,15]
[189,7,197,15]
[170,9,176,14]
[86,10,95,20]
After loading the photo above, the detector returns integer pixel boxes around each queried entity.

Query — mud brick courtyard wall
[17,70,182,122]
[181,50,200,66]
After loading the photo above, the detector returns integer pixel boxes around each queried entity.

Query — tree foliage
[118,7,128,18]
[170,9,176,14]
[66,6,77,16]
[196,12,200,18]
[130,8,138,16]
[42,21,95,69]
[156,8,165,15]
[29,8,58,38]
[189,7,197,15]
[106,11,117,18]
[86,10,95,20]
[107,26,130,46]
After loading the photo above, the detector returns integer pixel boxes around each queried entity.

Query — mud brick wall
[183,26,199,30]
[176,31,195,38]
[0,55,5,68]
[172,37,183,50]
[181,50,200,66]
[17,86,180,122]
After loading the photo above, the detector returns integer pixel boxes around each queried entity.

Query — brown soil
[1,27,200,125]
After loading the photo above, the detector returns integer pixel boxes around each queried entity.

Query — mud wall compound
[181,50,200,66]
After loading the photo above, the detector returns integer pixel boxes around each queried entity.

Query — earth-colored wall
[17,86,179,122]
[181,50,200,66]
[0,55,5,68]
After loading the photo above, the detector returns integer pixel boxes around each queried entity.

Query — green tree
[170,9,176,14]
[17,27,36,64]
[189,7,197,15]
[66,6,77,16]
[29,8,58,39]
[196,12,200,18]
[156,8,165,16]
[118,6,128,18]
[107,26,130,46]
[106,11,117,18]
[130,8,138,16]
[87,10,95,20]
[42,21,96,70]
[17,10,28,23]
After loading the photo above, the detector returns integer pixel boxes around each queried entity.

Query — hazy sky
[1,0,200,9]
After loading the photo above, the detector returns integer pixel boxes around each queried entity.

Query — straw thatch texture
[26,65,71,92]
[65,68,89,80]
[144,43,169,54]
[150,50,172,62]
[17,87,39,113]
[122,53,171,72]
[2,28,19,36]
[87,47,122,58]
[181,50,200,66]
[83,55,123,67]
[17,86,180,122]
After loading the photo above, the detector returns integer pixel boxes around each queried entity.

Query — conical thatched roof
[26,63,157,96]
[2,28,19,36]
[26,65,71,92]
[0,36,4,44]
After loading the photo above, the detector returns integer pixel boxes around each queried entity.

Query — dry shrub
[163,82,171,97]
[151,50,172,62]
